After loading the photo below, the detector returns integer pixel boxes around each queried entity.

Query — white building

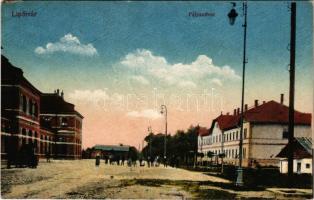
[198,95,312,167]
[276,137,312,174]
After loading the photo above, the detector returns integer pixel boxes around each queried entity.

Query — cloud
[120,49,240,88]
[126,109,162,120]
[68,89,109,105]
[211,78,223,86]
[35,33,98,56]
[130,75,150,85]
[177,80,197,89]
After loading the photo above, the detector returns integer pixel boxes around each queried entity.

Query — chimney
[237,108,240,115]
[245,104,248,111]
[220,111,223,115]
[263,101,266,104]
[61,90,64,98]
[280,93,284,104]
[56,89,60,95]
[254,100,259,107]
[227,112,230,115]
[233,109,236,116]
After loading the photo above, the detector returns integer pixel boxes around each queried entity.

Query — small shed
[276,137,312,174]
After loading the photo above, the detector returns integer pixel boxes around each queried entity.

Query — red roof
[215,115,240,130]
[198,127,210,136]
[244,101,311,125]
[210,100,311,132]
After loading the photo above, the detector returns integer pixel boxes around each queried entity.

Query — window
[22,95,27,113]
[28,99,33,115]
[28,130,32,137]
[22,128,26,135]
[306,163,310,169]
[244,128,247,139]
[236,131,238,140]
[34,103,38,117]
[282,129,288,139]
[61,117,68,126]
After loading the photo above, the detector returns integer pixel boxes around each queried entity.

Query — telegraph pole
[287,2,296,182]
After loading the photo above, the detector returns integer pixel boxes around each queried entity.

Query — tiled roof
[295,137,312,155]
[276,137,312,159]
[211,100,311,132]
[215,115,240,130]
[198,127,210,136]
[244,101,311,125]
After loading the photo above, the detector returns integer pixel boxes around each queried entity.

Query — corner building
[1,55,83,160]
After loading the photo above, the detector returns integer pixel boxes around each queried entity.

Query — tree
[128,146,138,161]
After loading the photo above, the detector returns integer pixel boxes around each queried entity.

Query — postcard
[1,1,313,199]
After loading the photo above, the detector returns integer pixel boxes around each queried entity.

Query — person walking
[95,154,100,167]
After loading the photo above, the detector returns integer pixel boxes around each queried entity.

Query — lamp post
[160,105,167,167]
[227,1,248,187]
[148,126,152,165]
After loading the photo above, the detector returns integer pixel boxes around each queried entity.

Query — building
[276,137,312,174]
[1,55,83,161]
[90,144,130,160]
[198,94,311,167]
[40,92,83,159]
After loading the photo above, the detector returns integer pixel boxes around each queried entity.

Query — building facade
[1,55,83,161]
[198,95,312,167]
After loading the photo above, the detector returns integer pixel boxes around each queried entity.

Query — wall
[279,158,312,174]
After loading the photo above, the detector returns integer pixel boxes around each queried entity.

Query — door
[297,162,301,174]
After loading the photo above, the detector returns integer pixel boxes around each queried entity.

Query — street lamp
[227,1,248,187]
[160,105,167,167]
[148,126,152,166]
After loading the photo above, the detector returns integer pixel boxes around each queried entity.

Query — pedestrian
[95,154,100,167]
[46,150,51,163]
[121,156,125,166]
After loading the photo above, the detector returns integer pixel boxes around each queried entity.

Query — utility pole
[160,105,167,167]
[288,2,296,182]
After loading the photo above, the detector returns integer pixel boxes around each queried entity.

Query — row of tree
[141,125,200,167]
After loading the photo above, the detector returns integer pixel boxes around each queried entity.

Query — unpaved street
[1,160,312,199]
[1,159,228,199]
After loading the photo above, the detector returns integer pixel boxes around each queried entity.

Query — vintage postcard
[1,1,313,199]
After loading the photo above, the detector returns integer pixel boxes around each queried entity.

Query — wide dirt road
[1,159,229,199]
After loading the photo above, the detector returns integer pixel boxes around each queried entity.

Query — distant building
[276,137,312,174]
[90,144,130,160]
[198,94,311,167]
[1,55,83,161]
